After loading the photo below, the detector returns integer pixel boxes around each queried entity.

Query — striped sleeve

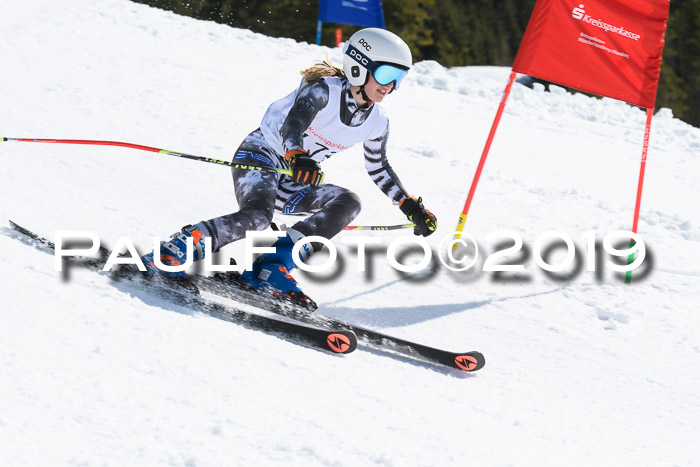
[363,120,409,204]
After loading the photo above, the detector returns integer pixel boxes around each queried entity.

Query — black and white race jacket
[258,76,409,204]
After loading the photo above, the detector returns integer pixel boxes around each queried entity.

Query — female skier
[145,28,437,306]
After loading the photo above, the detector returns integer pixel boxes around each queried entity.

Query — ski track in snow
[1,0,700,465]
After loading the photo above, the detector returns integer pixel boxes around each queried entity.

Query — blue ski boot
[140,224,207,293]
[238,227,317,310]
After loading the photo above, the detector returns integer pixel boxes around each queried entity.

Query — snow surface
[2,0,700,465]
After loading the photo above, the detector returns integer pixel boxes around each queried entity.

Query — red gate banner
[512,0,670,108]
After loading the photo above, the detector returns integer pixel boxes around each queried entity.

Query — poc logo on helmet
[358,38,372,51]
[349,48,369,66]
[572,4,585,20]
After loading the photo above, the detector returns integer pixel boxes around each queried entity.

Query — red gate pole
[453,71,517,245]
[625,107,654,283]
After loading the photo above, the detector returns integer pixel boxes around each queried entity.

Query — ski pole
[276,222,414,231]
[343,223,414,231]
[3,136,409,231]
[1,137,294,177]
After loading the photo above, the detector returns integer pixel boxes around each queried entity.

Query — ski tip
[326,331,358,354]
[453,352,485,372]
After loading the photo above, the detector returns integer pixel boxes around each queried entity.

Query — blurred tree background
[129,0,700,127]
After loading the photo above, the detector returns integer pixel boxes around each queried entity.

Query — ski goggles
[345,44,409,90]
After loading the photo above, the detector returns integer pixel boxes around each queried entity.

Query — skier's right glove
[285,147,324,187]
[400,196,437,237]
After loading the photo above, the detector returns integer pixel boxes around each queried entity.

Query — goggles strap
[345,44,379,74]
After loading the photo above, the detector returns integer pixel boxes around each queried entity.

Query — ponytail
[300,58,345,82]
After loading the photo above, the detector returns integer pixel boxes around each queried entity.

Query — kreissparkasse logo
[571,3,642,41]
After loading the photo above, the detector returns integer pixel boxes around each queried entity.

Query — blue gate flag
[319,0,386,29]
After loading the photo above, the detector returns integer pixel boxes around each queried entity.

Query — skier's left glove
[285,147,324,187]
[400,196,437,237]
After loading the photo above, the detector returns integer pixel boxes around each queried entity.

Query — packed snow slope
[2,0,700,465]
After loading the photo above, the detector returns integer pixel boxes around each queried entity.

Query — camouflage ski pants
[197,132,361,253]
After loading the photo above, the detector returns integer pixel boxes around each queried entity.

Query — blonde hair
[300,57,345,82]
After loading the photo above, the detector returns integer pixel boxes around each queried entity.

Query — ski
[195,272,486,372]
[7,221,483,371]
[7,221,357,355]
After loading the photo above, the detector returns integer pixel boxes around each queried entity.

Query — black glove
[285,148,323,186]
[400,196,437,237]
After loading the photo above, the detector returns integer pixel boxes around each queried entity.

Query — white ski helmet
[342,28,412,90]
